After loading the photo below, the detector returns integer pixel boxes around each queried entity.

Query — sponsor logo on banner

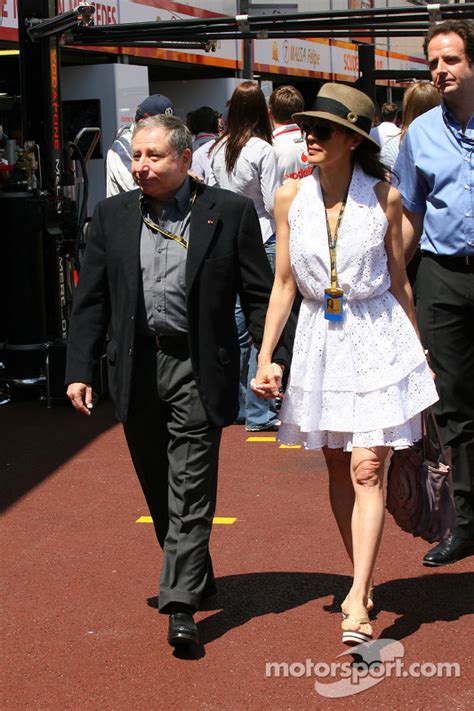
[57,0,118,25]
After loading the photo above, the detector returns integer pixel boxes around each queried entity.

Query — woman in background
[209,82,281,432]
[381,81,440,170]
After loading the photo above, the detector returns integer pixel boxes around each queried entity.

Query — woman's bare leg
[341,446,389,637]
[323,447,354,562]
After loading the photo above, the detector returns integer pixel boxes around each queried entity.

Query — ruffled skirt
[278,293,438,452]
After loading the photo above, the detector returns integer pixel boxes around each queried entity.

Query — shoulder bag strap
[422,407,447,464]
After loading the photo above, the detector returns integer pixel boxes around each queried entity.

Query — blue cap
[136,94,175,120]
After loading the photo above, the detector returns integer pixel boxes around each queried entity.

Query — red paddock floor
[1,400,473,710]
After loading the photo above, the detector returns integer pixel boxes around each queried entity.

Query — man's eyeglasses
[298,121,337,142]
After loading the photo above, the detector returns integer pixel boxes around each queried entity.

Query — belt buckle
[155,335,163,350]
[465,255,472,266]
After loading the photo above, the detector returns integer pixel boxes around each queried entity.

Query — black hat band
[313,96,372,134]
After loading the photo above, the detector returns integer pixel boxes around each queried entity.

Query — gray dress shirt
[137,178,193,336]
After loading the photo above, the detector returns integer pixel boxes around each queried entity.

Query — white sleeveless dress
[278,165,438,452]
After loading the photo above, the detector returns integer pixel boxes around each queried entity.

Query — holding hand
[251,362,284,399]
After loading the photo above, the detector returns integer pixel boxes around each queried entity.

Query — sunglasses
[298,121,338,142]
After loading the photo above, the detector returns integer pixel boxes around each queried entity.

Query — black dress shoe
[423,534,474,567]
[168,612,199,646]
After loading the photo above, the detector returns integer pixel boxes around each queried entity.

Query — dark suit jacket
[65,182,292,426]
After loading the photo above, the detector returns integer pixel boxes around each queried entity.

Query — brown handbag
[386,408,457,543]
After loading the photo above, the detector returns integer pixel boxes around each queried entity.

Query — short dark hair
[423,19,474,64]
[187,106,219,135]
[381,102,398,122]
[269,85,305,123]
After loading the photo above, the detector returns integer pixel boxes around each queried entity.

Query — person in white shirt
[190,107,225,183]
[106,93,175,197]
[268,85,312,182]
[208,91,278,245]
[208,81,280,431]
[190,139,215,183]
[369,102,400,149]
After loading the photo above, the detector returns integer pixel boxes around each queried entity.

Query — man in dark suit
[66,115,290,648]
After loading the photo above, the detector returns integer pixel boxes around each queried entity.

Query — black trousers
[123,337,222,612]
[415,254,474,538]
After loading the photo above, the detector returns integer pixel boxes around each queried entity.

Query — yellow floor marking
[136,516,236,524]
[246,436,301,448]
[246,436,277,442]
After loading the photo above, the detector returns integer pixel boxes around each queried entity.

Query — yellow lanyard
[322,178,351,293]
[139,182,197,250]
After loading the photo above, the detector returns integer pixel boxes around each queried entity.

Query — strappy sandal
[341,581,375,619]
[341,615,373,646]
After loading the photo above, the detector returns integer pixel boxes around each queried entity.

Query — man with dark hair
[370,101,400,148]
[268,85,311,182]
[381,102,398,122]
[66,115,292,648]
[106,93,175,197]
[395,19,474,566]
[423,18,474,64]
[187,106,220,151]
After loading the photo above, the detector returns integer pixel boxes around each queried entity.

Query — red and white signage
[0,0,426,81]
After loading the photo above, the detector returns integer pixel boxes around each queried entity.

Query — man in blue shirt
[396,19,474,566]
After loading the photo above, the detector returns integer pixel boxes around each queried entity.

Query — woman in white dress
[252,83,438,646]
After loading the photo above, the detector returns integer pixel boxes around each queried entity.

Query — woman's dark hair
[351,137,389,182]
[210,81,273,173]
[297,118,389,182]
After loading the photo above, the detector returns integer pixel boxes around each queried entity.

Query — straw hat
[293,82,379,150]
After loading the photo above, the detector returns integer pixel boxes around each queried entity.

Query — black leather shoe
[168,612,199,646]
[423,534,474,567]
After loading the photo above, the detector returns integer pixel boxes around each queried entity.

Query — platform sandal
[341,615,373,646]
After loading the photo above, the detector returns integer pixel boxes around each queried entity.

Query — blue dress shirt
[395,103,474,257]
